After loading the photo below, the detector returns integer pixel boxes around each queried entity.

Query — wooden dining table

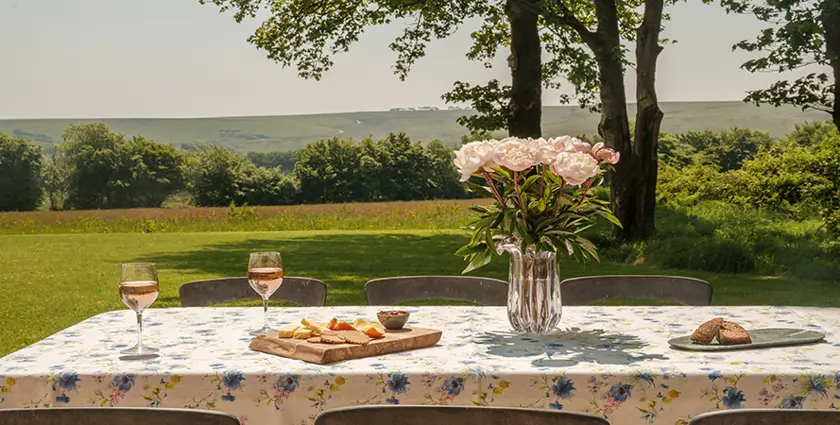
[0,306,838,425]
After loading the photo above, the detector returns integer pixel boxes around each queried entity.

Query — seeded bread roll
[691,318,724,345]
[718,321,752,345]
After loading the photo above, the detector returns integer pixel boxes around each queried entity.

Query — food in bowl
[377,310,410,330]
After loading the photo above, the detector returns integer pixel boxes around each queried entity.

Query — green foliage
[124,136,185,208]
[785,120,839,147]
[726,0,838,127]
[294,133,466,204]
[0,134,43,211]
[458,165,618,273]
[184,145,299,207]
[246,150,297,173]
[658,124,840,237]
[667,128,774,171]
[198,0,657,134]
[60,124,184,209]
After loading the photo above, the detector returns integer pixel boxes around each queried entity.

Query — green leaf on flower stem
[596,210,623,228]
[491,168,511,179]
[468,205,492,214]
[520,174,540,192]
[465,182,493,198]
[455,244,485,257]
[462,248,492,274]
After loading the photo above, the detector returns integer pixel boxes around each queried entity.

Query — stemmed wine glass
[119,263,160,356]
[248,252,284,335]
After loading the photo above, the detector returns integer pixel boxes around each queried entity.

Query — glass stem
[136,312,143,348]
[263,297,269,330]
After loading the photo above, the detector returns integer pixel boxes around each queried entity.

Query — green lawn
[1,229,838,357]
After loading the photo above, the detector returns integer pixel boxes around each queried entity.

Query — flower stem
[482,172,505,206]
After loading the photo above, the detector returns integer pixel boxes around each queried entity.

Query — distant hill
[0,102,829,152]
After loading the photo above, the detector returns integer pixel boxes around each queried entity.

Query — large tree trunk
[628,0,665,241]
[824,0,840,131]
[505,0,542,138]
[587,0,640,242]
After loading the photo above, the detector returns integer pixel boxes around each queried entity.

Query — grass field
[1,198,838,357]
[0,102,828,152]
[2,229,839,357]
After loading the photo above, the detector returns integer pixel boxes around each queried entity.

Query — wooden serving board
[668,328,825,352]
[249,327,442,364]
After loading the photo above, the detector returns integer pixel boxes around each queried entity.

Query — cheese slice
[293,328,313,339]
[277,325,299,338]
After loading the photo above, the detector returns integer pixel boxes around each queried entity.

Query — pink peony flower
[550,151,600,186]
[493,139,539,172]
[592,143,620,164]
[552,136,592,153]
[454,140,496,182]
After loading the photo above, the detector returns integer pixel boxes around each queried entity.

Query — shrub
[0,134,43,211]
[675,128,774,171]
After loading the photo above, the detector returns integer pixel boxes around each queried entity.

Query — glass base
[250,325,277,336]
[121,344,159,355]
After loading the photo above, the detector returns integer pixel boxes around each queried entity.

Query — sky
[0,0,801,119]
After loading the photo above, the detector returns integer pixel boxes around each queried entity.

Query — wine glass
[119,263,160,356]
[248,252,284,335]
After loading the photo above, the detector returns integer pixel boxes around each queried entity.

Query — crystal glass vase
[497,238,562,333]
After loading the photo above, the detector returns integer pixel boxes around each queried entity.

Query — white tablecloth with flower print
[1,306,839,425]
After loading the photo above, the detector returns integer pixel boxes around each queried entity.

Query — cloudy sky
[0,0,799,118]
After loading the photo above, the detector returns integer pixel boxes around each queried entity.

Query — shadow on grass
[126,231,840,307]
[131,233,506,305]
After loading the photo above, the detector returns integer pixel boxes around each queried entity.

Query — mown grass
[1,228,839,357]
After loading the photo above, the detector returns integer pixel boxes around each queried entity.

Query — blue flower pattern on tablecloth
[0,306,839,425]
[113,374,135,392]
[443,377,463,396]
[722,387,745,408]
[386,374,409,394]
[551,376,575,399]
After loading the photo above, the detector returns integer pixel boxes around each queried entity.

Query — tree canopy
[727,0,839,130]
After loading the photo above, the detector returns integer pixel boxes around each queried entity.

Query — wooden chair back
[364,275,508,306]
[0,407,240,425]
[560,275,713,306]
[315,405,610,425]
[689,409,840,425]
[179,276,327,307]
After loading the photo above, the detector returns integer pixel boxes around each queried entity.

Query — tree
[200,0,669,241]
[184,145,298,206]
[0,134,43,211]
[61,124,184,209]
[125,136,185,207]
[727,0,840,132]
[42,144,70,210]
[246,151,298,173]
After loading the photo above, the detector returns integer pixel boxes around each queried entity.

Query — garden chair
[560,275,713,306]
[0,407,240,425]
[315,405,609,425]
[179,276,327,307]
[364,275,508,306]
[689,409,840,425]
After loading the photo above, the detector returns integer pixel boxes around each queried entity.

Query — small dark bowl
[377,310,410,330]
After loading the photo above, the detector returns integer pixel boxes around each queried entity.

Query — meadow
[0,102,827,152]
[0,199,838,357]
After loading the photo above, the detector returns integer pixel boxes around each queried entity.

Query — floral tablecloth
[1,306,839,425]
